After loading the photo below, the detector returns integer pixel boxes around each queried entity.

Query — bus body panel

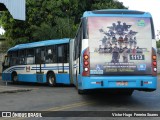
[74,9,157,92]
[78,76,157,90]
[2,73,12,81]
[2,63,70,83]
[8,39,70,52]
[83,9,152,18]
[56,74,70,84]
[2,38,71,85]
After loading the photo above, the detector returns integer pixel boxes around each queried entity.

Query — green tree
[157,41,160,48]
[0,0,126,47]
[156,30,160,48]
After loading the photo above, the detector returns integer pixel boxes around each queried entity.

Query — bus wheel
[124,90,134,96]
[78,89,86,95]
[12,72,18,83]
[120,90,134,96]
[47,72,56,87]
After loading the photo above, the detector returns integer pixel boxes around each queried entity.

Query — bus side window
[10,51,18,66]
[53,45,57,63]
[18,50,26,65]
[26,48,35,64]
[57,44,69,63]
[58,45,63,63]
[35,47,45,64]
[45,46,53,63]
[75,23,82,61]
[41,48,45,64]
[4,56,9,66]
[35,48,41,64]
[64,44,69,63]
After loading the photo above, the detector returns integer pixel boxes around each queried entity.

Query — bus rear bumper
[79,76,157,91]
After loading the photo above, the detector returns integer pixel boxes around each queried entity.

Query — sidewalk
[0,76,32,93]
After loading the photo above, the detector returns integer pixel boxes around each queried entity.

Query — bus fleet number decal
[130,55,145,60]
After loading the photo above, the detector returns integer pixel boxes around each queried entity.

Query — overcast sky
[118,0,160,36]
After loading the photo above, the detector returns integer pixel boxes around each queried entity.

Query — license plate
[116,81,128,86]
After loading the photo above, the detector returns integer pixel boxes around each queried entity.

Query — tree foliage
[157,41,160,48]
[0,0,127,47]
[156,30,160,48]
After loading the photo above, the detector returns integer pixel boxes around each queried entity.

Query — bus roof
[83,9,152,18]
[8,38,70,52]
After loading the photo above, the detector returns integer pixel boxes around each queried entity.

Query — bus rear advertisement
[89,17,152,75]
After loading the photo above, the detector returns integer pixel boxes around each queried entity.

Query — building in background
[0,26,5,35]
[0,0,26,20]
[0,0,26,35]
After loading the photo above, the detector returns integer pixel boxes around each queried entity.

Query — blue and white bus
[73,9,157,95]
[2,38,74,86]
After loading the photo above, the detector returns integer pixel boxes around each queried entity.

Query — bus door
[35,47,45,83]
[57,44,70,83]
[2,55,10,71]
[57,45,65,73]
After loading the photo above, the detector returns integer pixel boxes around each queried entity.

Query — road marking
[43,101,91,111]
[45,101,95,111]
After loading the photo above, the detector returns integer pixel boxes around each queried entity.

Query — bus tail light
[152,48,157,76]
[84,61,89,66]
[153,61,157,66]
[84,55,89,60]
[82,48,90,76]
[152,55,156,60]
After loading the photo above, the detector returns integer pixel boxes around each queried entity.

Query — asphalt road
[0,76,160,120]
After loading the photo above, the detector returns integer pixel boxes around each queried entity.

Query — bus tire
[47,72,56,87]
[120,90,134,96]
[12,72,18,83]
[125,90,134,96]
[78,89,86,95]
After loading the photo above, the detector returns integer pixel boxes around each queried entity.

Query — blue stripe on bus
[7,67,25,72]
[31,66,69,70]
[6,66,69,72]
[8,69,24,72]
[32,66,69,68]
[7,68,70,72]
[31,68,69,70]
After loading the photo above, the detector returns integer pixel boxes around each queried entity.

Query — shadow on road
[79,90,144,108]
[1,81,74,88]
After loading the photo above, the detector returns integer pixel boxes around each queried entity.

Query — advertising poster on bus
[88,17,152,75]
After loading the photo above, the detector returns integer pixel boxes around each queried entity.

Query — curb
[0,89,31,94]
